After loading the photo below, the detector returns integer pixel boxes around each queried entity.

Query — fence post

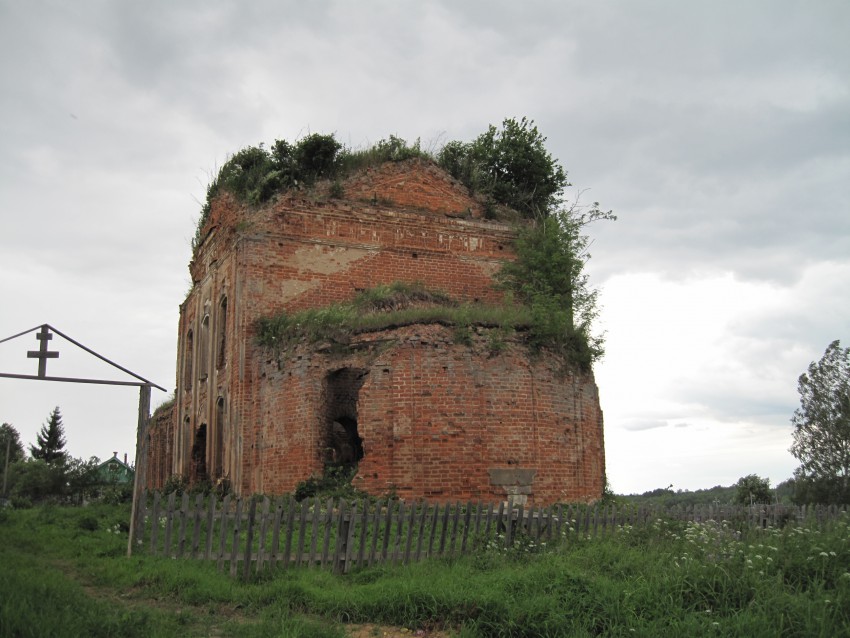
[438,502,451,556]
[242,498,258,580]
[369,499,383,565]
[295,499,309,566]
[176,492,190,557]
[204,494,217,561]
[229,498,244,577]
[320,497,334,567]
[357,500,370,567]
[163,491,176,557]
[393,501,406,565]
[282,495,296,568]
[270,498,284,566]
[334,499,349,573]
[216,495,232,570]
[344,502,359,573]
[460,502,473,553]
[427,504,439,558]
[310,496,323,567]
[382,499,395,562]
[149,492,161,555]
[504,499,514,548]
[128,384,151,557]
[256,497,270,571]
[191,493,204,559]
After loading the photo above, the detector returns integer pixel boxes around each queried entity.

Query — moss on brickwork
[256,281,530,359]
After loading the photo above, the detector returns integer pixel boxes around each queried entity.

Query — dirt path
[346,625,450,638]
[52,559,451,637]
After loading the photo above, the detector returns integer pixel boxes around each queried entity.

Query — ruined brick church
[146,159,605,504]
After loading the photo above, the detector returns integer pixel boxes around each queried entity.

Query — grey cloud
[623,420,669,432]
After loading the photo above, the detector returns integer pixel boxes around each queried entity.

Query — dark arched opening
[323,368,367,469]
[190,423,208,484]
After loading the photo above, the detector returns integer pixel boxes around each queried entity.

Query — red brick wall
[342,158,487,218]
[145,401,175,490]
[251,324,605,505]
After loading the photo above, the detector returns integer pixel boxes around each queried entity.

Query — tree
[1,423,25,474]
[496,201,615,369]
[734,474,772,505]
[438,117,570,219]
[790,340,850,504]
[30,406,67,466]
[7,458,65,504]
[2,422,25,498]
[438,117,614,368]
[773,477,797,504]
[65,456,102,504]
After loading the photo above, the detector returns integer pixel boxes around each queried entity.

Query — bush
[735,474,773,505]
[99,483,134,505]
[77,515,99,531]
[496,207,612,370]
[9,496,32,509]
[438,117,569,219]
[7,458,65,503]
[293,133,343,182]
[162,474,189,496]
[294,465,362,501]
[194,135,345,250]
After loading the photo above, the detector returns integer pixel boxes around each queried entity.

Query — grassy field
[1,502,848,637]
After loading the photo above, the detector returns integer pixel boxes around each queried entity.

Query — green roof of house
[96,453,134,485]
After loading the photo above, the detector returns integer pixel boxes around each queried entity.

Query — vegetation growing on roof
[201,119,614,368]
[255,281,530,356]
[192,118,568,248]
[194,133,345,249]
[437,116,569,220]
[193,134,429,250]
[195,119,566,243]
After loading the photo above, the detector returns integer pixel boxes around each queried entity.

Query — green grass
[255,282,530,357]
[1,504,848,637]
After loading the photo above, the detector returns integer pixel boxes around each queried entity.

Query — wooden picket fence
[136,491,847,578]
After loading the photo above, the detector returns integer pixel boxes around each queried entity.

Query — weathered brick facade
[147,159,605,504]
[146,404,175,489]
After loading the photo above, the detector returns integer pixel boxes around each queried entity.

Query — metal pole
[128,384,151,557]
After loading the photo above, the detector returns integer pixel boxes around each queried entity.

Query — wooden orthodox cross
[27,325,59,377]
[0,323,165,557]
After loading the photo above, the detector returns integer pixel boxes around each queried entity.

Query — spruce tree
[30,406,67,465]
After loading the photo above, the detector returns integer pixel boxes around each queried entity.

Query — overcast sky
[1,1,847,494]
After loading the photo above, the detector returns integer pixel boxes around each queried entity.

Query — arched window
[216,296,227,369]
[183,415,191,475]
[183,329,194,390]
[199,314,210,380]
[214,396,225,478]
[191,423,207,483]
